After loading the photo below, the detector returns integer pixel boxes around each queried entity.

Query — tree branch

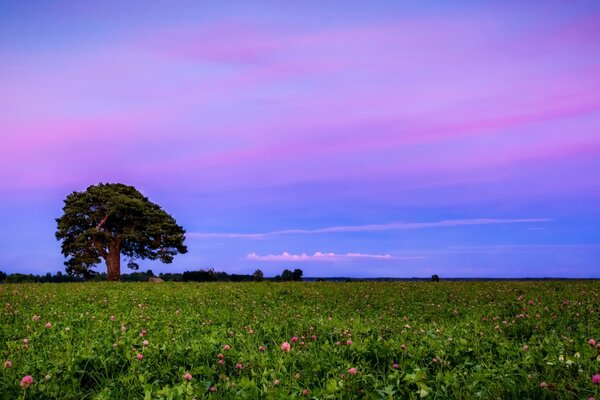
[96,213,109,230]
[93,239,108,259]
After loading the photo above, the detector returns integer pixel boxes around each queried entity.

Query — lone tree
[56,183,188,281]
[252,269,264,282]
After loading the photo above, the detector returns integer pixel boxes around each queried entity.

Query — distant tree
[183,269,216,282]
[55,183,187,281]
[281,269,294,282]
[146,269,155,278]
[292,268,303,282]
[5,273,37,283]
[159,272,183,282]
[0,270,8,282]
[252,269,264,282]
[431,274,440,282]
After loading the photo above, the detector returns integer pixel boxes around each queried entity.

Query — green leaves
[56,183,187,279]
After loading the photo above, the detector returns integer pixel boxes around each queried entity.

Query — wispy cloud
[186,232,265,239]
[246,251,421,262]
[188,218,550,239]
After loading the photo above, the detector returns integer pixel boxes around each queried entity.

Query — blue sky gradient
[1,1,599,277]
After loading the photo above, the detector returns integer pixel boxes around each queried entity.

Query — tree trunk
[106,244,121,281]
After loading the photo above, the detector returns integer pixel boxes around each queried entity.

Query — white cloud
[188,218,550,239]
[246,251,423,262]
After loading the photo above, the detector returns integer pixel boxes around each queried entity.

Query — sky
[1,1,599,278]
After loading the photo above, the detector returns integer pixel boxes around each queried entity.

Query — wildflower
[218,359,224,365]
[184,373,192,381]
[140,330,147,337]
[593,374,600,384]
[522,345,529,351]
[44,322,52,329]
[218,353,224,359]
[4,360,12,368]
[280,342,291,352]
[393,363,399,369]
[142,340,149,346]
[32,315,40,321]
[258,346,266,351]
[590,339,597,347]
[20,375,33,389]
[540,381,548,389]
[235,363,243,369]
[432,357,438,363]
[110,315,116,321]
[223,344,231,351]
[559,355,564,362]
[274,379,280,385]
[136,353,143,360]
[401,344,407,351]
[311,335,317,340]
[295,373,301,380]
[23,339,29,345]
[346,340,353,345]
[121,325,126,333]
[291,336,298,343]
[348,367,357,375]
[248,329,254,334]
[210,386,217,392]
[302,389,310,396]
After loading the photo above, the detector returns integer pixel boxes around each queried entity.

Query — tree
[252,269,264,282]
[292,268,303,282]
[431,274,440,282]
[281,269,293,281]
[56,183,188,281]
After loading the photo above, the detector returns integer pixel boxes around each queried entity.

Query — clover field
[1,281,599,399]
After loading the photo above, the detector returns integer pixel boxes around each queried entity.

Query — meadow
[0,281,598,399]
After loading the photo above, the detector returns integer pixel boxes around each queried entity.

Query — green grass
[0,281,599,399]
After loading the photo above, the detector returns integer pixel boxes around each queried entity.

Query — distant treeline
[0,268,304,283]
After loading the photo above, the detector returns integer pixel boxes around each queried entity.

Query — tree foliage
[55,183,187,280]
[252,269,264,282]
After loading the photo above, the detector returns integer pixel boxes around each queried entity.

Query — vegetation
[0,269,299,284]
[55,183,187,281]
[1,281,598,399]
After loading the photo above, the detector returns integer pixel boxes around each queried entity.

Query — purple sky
[1,1,599,277]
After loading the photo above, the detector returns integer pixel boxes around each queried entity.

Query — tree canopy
[56,183,187,280]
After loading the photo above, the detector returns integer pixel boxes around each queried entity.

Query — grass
[0,281,599,399]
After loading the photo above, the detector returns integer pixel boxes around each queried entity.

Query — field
[1,281,599,399]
